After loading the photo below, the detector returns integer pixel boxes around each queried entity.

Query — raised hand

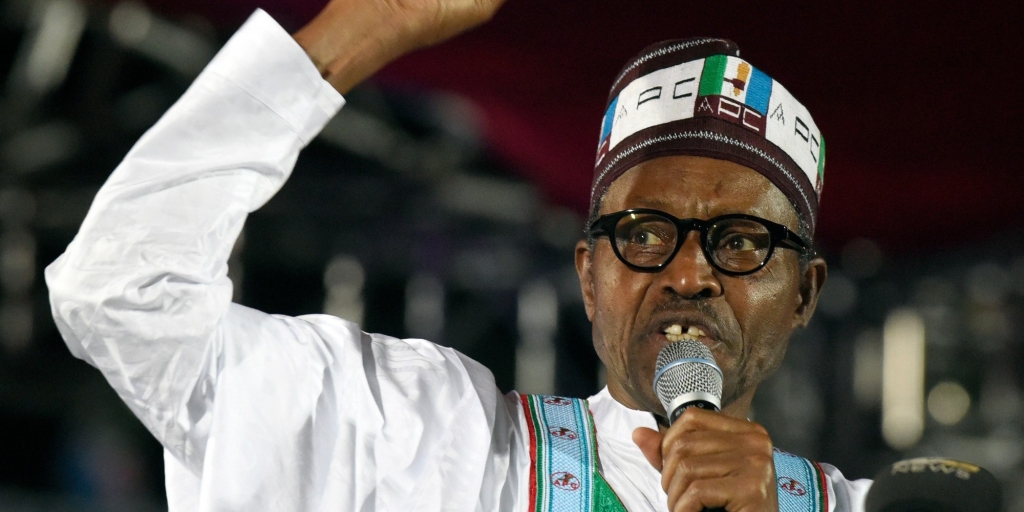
[293,0,507,93]
[633,408,779,512]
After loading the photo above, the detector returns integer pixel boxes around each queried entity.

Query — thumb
[632,427,664,472]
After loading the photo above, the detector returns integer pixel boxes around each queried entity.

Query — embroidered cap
[592,39,825,234]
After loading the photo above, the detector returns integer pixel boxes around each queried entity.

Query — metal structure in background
[0,1,1022,510]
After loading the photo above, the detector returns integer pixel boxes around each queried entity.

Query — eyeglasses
[587,209,810,276]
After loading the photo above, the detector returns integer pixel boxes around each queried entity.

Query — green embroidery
[525,397,547,511]
[593,471,628,512]
[698,54,728,96]
[817,135,826,185]
[585,399,626,511]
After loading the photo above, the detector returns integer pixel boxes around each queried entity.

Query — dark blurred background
[1,0,1023,510]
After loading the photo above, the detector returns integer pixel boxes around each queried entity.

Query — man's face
[575,155,826,419]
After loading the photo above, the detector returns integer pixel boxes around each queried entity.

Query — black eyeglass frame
[587,208,811,276]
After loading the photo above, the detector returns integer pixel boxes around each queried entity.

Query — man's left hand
[633,408,779,512]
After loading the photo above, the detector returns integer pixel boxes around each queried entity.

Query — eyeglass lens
[613,212,773,273]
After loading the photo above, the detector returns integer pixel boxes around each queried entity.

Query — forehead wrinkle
[629,196,677,211]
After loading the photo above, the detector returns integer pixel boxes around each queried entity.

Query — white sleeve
[822,462,873,512]
[44,9,343,469]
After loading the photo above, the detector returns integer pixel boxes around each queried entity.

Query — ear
[575,240,596,321]
[793,255,827,329]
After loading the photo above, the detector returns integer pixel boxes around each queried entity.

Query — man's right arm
[43,10,347,472]
[45,0,504,483]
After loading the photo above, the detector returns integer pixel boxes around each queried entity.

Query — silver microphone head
[653,340,723,422]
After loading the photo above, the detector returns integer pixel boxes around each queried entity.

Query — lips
[645,313,729,365]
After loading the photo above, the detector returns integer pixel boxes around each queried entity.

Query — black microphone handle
[668,399,720,424]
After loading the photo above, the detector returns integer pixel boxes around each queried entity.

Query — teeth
[663,324,707,342]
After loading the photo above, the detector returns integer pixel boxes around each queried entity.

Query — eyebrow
[628,197,717,218]
[629,197,677,211]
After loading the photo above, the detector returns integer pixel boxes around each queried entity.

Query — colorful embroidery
[523,395,829,512]
[774,448,829,512]
[521,395,611,511]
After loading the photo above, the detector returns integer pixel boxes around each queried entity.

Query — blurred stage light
[405,273,445,341]
[853,329,882,408]
[436,175,538,225]
[323,255,365,325]
[927,381,971,426]
[882,309,926,450]
[109,1,152,45]
[9,0,86,95]
[515,278,557,395]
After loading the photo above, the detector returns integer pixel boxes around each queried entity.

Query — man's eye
[629,228,666,245]
[720,233,760,251]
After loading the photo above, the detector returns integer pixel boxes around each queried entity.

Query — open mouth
[662,324,707,343]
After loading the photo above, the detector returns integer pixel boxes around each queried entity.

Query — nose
[655,230,723,299]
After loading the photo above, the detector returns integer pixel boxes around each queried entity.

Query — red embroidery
[543,397,572,406]
[551,472,581,491]
[548,427,578,440]
[778,476,807,496]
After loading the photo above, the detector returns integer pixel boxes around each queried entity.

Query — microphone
[653,340,723,424]
[653,340,727,512]
[866,458,1001,512]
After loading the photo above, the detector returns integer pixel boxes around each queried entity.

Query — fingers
[669,407,766,435]
[660,409,768,471]
[663,451,775,507]
[657,410,777,512]
[661,427,773,492]
[670,474,777,512]
[632,427,664,471]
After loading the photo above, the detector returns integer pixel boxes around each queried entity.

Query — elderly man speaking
[45,0,871,510]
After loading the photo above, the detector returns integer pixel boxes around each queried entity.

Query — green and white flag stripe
[599,54,824,197]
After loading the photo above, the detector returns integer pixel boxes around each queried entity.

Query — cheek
[731,262,801,364]
[590,253,650,362]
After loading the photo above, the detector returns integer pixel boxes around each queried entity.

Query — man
[45,0,871,510]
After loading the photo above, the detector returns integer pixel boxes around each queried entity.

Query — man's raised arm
[44,0,504,502]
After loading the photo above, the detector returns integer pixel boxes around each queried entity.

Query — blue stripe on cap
[600,97,618,142]
[746,67,772,114]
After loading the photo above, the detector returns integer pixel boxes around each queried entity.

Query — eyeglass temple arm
[778,229,812,253]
